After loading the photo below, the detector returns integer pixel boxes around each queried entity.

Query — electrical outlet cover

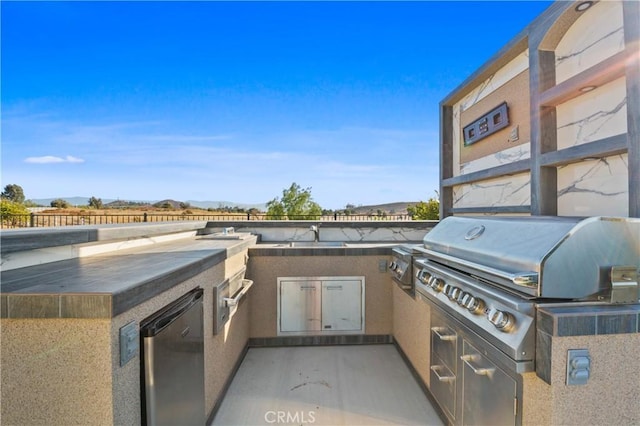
[119,321,139,367]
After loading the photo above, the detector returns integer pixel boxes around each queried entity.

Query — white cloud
[24,155,85,164]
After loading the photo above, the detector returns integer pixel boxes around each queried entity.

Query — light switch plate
[379,260,388,272]
[509,125,519,142]
[119,321,139,367]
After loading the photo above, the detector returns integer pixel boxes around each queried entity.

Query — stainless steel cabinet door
[321,280,362,331]
[461,340,516,426]
[279,280,322,332]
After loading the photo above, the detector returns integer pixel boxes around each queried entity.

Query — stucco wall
[392,287,431,387]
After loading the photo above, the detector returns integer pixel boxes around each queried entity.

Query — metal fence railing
[1,213,415,229]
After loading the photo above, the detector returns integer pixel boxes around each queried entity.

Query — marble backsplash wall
[557,154,628,217]
[453,173,530,209]
[460,144,531,175]
[555,1,624,84]
[553,0,628,218]
[556,78,627,149]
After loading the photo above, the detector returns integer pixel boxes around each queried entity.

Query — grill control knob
[417,270,431,283]
[442,283,453,296]
[461,292,473,306]
[464,296,485,315]
[487,307,514,331]
[449,287,462,301]
[429,277,445,292]
[456,291,468,306]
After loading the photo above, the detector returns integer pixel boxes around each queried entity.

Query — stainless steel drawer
[431,318,457,372]
[430,352,456,422]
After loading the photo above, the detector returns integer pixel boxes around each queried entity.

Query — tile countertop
[0,235,257,319]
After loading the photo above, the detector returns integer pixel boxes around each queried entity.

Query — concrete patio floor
[211,344,443,426]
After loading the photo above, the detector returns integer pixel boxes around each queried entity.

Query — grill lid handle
[421,248,539,291]
[512,273,538,287]
[610,266,639,304]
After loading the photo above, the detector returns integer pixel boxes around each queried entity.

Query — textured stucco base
[522,372,552,426]
[392,286,431,387]
[549,334,640,425]
[1,318,113,425]
[522,333,640,425]
[247,255,393,338]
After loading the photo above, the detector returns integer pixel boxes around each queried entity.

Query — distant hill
[105,200,153,208]
[152,199,184,209]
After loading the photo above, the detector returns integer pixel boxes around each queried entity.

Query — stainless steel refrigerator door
[142,290,205,426]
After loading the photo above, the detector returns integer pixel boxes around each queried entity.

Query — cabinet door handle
[300,286,316,290]
[431,326,456,341]
[461,355,495,376]
[324,286,343,290]
[430,365,455,382]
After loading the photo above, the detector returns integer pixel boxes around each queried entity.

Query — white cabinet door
[279,280,322,332]
[321,280,362,331]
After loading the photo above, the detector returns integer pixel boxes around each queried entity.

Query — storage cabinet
[278,276,364,335]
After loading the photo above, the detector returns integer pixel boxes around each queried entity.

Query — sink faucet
[310,224,320,242]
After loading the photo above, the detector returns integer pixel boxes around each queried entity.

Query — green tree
[1,184,25,204]
[1,200,30,227]
[88,196,103,209]
[266,182,322,220]
[50,198,71,208]
[407,198,440,220]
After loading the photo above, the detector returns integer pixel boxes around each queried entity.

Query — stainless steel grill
[420,216,640,302]
[413,215,639,426]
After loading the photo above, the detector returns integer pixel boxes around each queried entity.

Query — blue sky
[2,1,552,209]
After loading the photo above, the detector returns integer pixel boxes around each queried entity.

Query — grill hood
[422,216,640,300]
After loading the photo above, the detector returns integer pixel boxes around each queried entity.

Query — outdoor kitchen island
[0,223,258,425]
